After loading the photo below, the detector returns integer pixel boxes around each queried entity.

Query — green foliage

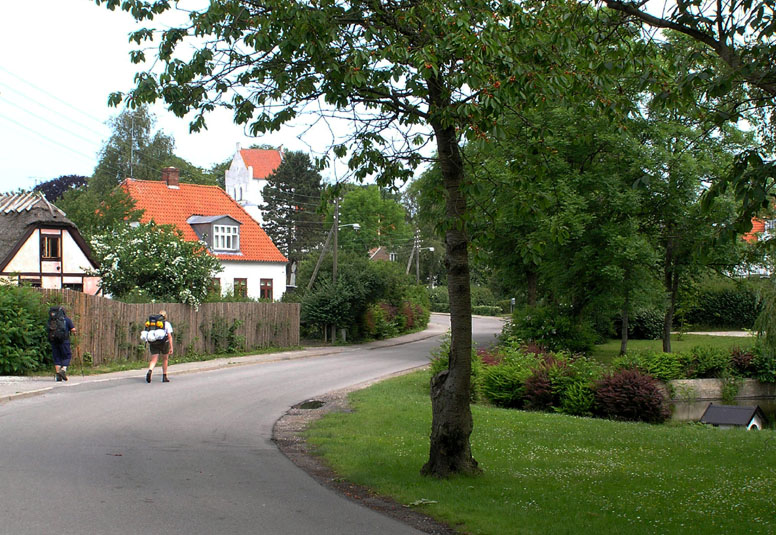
[505,305,598,354]
[89,222,223,306]
[429,333,483,401]
[682,278,762,329]
[685,346,731,378]
[624,307,664,340]
[480,352,538,408]
[261,151,326,262]
[428,286,449,313]
[209,317,245,354]
[0,284,50,374]
[612,351,688,382]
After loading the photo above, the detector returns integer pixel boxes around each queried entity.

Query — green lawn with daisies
[305,370,775,535]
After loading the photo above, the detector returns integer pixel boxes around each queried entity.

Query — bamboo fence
[35,289,300,366]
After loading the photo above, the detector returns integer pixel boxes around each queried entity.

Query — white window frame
[213,224,240,251]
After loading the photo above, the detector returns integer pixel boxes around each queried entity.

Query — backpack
[140,314,168,344]
[47,307,69,343]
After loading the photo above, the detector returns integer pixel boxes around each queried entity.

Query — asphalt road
[0,314,502,535]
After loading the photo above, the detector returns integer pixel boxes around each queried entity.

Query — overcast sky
[0,1,341,194]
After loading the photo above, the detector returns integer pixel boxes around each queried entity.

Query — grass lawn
[592,334,755,366]
[306,370,775,535]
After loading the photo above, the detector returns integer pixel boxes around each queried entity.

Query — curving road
[0,314,502,535]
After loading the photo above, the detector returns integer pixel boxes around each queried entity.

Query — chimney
[162,167,180,188]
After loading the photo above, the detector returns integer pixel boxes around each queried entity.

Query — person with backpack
[47,306,76,382]
[145,310,173,383]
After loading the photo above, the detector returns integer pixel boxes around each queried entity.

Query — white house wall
[3,228,100,294]
[225,154,267,225]
[216,260,286,301]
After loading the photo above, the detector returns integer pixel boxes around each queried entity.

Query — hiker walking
[144,310,173,383]
[47,306,76,381]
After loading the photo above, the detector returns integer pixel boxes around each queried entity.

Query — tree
[56,186,144,243]
[96,0,641,477]
[332,185,413,255]
[261,151,326,271]
[91,106,216,194]
[89,222,223,306]
[601,0,776,99]
[33,175,88,202]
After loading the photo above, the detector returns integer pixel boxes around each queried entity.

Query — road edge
[271,368,459,535]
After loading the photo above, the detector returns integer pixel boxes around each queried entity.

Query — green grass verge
[592,334,755,366]
[306,370,775,535]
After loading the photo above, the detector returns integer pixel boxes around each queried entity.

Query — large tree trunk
[526,268,538,306]
[662,241,680,353]
[620,285,630,356]
[421,96,479,478]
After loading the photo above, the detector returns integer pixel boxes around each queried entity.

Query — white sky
[0,1,341,194]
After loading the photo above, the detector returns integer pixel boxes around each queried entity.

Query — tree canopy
[89,222,223,306]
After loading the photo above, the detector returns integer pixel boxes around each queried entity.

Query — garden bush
[0,284,50,374]
[428,333,483,401]
[621,307,664,340]
[428,286,449,313]
[481,360,533,408]
[594,369,671,424]
[681,279,761,329]
[685,346,731,378]
[612,351,687,382]
[505,305,598,354]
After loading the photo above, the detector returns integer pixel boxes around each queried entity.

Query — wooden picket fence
[35,289,300,366]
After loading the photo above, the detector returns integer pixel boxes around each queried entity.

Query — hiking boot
[55,373,62,382]
[60,369,67,381]
[162,375,170,383]
[146,370,152,383]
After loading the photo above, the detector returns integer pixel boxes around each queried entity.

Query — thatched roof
[0,192,78,269]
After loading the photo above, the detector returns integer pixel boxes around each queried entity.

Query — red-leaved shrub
[594,369,670,424]
[731,347,756,375]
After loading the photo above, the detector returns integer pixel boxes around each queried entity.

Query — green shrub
[682,279,761,329]
[0,284,50,374]
[429,333,483,401]
[594,369,671,424]
[472,305,502,316]
[685,346,731,379]
[481,355,536,408]
[428,286,449,313]
[612,350,686,382]
[751,344,776,383]
[626,308,664,340]
[558,378,596,417]
[505,305,597,354]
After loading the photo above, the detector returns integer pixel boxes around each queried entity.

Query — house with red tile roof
[122,168,288,300]
[224,144,284,225]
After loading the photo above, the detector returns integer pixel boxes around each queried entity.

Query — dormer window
[214,224,240,251]
[188,215,242,253]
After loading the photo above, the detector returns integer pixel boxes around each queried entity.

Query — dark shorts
[52,341,72,367]
[149,339,171,355]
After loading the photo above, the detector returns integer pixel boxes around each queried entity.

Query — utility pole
[406,229,418,275]
[331,197,339,343]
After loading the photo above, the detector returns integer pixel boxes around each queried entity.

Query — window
[41,235,61,259]
[260,278,273,300]
[234,278,247,298]
[63,283,83,292]
[214,225,239,251]
[389,252,397,262]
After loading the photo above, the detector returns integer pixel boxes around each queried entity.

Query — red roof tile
[240,149,283,180]
[122,179,287,263]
